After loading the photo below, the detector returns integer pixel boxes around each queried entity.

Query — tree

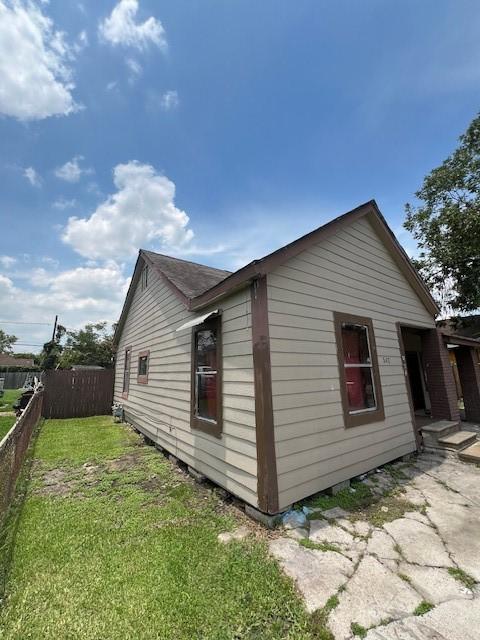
[404,113,480,314]
[38,324,66,370]
[58,322,115,369]
[0,329,18,353]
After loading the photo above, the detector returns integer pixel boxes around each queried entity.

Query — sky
[0,0,479,352]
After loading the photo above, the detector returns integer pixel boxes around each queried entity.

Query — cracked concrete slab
[365,598,480,640]
[367,529,401,562]
[398,562,473,604]
[328,556,422,640]
[427,503,480,581]
[309,520,355,546]
[384,517,453,567]
[269,538,353,612]
[270,452,480,638]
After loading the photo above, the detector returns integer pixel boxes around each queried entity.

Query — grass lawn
[0,416,316,640]
[0,415,17,440]
[0,388,22,413]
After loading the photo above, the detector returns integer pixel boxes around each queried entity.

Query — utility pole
[51,315,58,343]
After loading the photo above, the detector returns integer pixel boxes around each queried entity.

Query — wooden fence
[42,369,114,419]
[0,371,39,390]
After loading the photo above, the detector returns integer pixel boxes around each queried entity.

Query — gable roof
[114,200,439,345]
[142,250,231,299]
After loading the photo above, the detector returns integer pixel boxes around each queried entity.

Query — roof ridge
[140,249,231,275]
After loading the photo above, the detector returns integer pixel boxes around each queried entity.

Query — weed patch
[300,539,342,554]
[414,601,434,616]
[351,621,367,637]
[448,567,477,590]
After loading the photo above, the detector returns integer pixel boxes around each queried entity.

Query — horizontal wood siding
[114,269,257,507]
[267,216,435,510]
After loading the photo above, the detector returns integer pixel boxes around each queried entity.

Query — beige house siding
[114,267,257,507]
[267,215,435,510]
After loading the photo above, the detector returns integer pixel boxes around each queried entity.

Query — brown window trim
[137,350,150,384]
[122,345,132,399]
[190,315,222,439]
[334,312,385,428]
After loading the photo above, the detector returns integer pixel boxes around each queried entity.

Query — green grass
[0,415,17,440]
[0,388,22,413]
[414,601,434,616]
[300,539,342,554]
[350,622,367,637]
[309,595,339,640]
[448,567,477,590]
[305,480,417,527]
[0,416,319,640]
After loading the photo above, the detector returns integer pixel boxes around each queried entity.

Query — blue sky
[0,0,479,351]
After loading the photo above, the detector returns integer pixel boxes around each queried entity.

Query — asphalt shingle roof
[141,250,231,299]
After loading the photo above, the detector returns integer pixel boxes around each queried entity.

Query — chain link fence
[0,391,43,528]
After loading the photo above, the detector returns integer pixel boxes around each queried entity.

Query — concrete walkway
[269,452,480,639]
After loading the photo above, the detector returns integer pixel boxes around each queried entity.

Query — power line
[12,342,44,347]
[0,320,52,326]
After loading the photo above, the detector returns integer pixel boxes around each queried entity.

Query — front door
[405,351,426,411]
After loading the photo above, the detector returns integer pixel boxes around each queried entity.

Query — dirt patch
[37,468,79,496]
[107,450,144,471]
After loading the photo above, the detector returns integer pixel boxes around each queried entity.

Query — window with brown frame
[137,350,150,384]
[122,346,132,398]
[334,312,384,427]
[191,316,222,438]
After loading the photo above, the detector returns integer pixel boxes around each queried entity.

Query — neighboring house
[0,355,34,368]
[113,200,480,517]
[70,365,105,371]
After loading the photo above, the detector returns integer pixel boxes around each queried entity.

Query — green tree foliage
[58,322,115,369]
[38,325,66,370]
[405,113,480,313]
[0,329,18,354]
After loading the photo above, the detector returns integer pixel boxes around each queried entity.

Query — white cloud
[99,0,166,51]
[160,90,179,111]
[0,262,130,351]
[23,166,41,187]
[106,80,118,91]
[73,29,88,54]
[126,57,142,82]
[0,0,78,120]
[54,156,93,183]
[53,197,77,210]
[63,161,194,260]
[0,255,16,269]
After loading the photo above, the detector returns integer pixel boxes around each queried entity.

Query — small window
[122,347,132,398]
[137,350,149,384]
[334,312,384,427]
[191,316,222,438]
[141,265,149,291]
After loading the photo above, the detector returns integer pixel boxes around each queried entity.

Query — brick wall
[455,347,480,423]
[422,329,460,422]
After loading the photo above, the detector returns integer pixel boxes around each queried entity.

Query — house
[0,355,34,368]
[113,200,480,519]
[70,365,105,371]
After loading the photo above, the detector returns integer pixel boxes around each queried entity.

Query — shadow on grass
[0,420,43,600]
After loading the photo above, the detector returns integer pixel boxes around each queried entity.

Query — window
[191,316,222,437]
[334,312,384,427]
[141,265,149,291]
[122,347,132,398]
[137,350,149,384]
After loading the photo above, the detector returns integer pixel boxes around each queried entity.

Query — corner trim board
[251,276,279,514]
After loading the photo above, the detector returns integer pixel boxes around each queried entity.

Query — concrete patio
[269,451,480,639]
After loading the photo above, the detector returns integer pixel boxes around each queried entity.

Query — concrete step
[458,442,480,464]
[437,430,478,451]
[421,420,459,437]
